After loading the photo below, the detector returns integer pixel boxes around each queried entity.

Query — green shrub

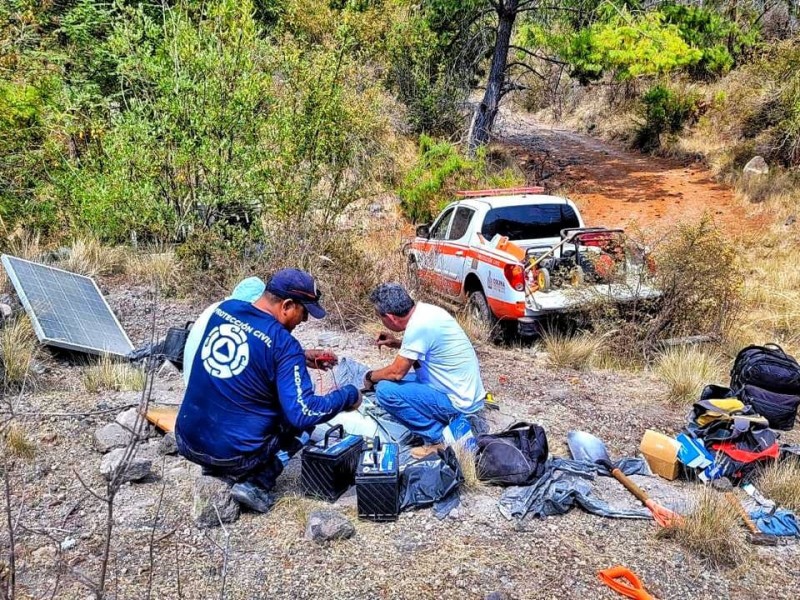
[635,84,700,150]
[397,136,523,222]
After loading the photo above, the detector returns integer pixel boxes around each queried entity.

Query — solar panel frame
[1,254,134,357]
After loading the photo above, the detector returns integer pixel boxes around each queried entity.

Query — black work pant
[175,428,301,491]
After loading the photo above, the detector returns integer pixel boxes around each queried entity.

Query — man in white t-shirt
[363,283,486,458]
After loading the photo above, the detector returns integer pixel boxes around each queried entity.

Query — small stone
[485,592,508,600]
[785,215,796,226]
[743,156,768,176]
[115,407,152,438]
[158,432,177,456]
[368,203,383,214]
[100,448,152,483]
[0,303,12,320]
[93,423,130,453]
[60,537,77,551]
[192,476,240,528]
[304,510,355,543]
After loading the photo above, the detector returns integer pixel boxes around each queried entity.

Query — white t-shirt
[399,303,486,413]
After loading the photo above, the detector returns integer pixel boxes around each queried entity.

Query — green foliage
[386,0,486,135]
[521,3,758,85]
[635,84,700,150]
[659,2,757,78]
[398,136,523,222]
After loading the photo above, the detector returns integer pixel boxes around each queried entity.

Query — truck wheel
[466,290,504,341]
[407,259,420,290]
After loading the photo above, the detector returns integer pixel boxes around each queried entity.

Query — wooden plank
[146,406,178,433]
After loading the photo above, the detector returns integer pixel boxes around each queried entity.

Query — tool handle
[611,468,650,505]
[726,492,759,534]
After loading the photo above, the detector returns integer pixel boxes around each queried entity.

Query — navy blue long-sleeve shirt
[175,299,359,459]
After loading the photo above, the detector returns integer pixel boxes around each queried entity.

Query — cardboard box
[640,430,681,480]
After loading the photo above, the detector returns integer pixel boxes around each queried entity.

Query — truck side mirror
[416,224,431,238]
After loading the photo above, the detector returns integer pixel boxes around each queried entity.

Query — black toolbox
[355,437,400,522]
[301,425,363,502]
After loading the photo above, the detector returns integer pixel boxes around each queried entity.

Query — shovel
[567,430,684,528]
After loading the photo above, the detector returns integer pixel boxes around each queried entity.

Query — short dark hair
[370,283,415,317]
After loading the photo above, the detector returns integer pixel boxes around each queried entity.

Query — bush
[635,84,700,150]
[588,218,743,364]
[397,136,523,222]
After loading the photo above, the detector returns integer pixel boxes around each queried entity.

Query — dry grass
[655,346,725,405]
[452,441,482,492]
[659,487,751,568]
[455,311,495,347]
[127,249,179,295]
[540,329,604,370]
[3,423,36,460]
[0,316,37,387]
[757,460,800,511]
[83,354,145,393]
[60,237,127,277]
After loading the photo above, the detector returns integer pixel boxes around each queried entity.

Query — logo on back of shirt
[201,324,249,378]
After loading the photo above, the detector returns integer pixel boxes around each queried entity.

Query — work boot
[231,481,275,513]
[410,443,445,459]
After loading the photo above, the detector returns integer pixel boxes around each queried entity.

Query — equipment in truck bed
[524,227,628,293]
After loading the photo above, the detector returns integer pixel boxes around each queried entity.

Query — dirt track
[495,111,763,234]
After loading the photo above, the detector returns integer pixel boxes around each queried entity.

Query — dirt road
[495,111,761,234]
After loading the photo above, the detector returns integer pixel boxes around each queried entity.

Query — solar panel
[1,255,134,357]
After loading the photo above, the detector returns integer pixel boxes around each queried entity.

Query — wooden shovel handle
[726,492,759,534]
[611,468,650,505]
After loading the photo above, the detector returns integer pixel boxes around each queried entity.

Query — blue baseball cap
[265,268,326,319]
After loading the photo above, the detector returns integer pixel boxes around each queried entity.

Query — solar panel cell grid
[1,255,134,356]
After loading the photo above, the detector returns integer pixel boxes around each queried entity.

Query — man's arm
[364,355,415,389]
[275,349,360,430]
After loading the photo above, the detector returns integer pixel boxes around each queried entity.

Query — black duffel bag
[731,344,800,395]
[476,422,548,486]
[738,384,800,431]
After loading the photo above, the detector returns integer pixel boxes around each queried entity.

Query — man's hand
[376,332,401,349]
[362,370,375,392]
[305,349,338,370]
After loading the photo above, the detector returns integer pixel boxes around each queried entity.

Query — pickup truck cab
[407,187,656,336]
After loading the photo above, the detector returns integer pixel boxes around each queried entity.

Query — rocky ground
[5,279,800,600]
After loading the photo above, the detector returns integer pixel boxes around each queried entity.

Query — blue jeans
[374,380,460,444]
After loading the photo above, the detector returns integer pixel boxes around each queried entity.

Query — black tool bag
[738,384,800,431]
[730,344,800,395]
[475,422,548,486]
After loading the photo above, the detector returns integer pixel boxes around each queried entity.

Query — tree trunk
[468,0,518,153]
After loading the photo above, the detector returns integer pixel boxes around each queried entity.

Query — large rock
[100,448,152,483]
[93,423,130,453]
[304,510,355,543]
[115,407,152,439]
[192,476,240,528]
[743,155,769,176]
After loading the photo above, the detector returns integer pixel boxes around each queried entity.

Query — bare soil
[495,111,767,235]
[5,118,800,599]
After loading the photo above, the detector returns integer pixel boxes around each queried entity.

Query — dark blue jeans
[175,427,299,491]
[374,380,460,444]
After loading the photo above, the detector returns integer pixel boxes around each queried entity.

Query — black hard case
[300,425,364,502]
[355,437,400,522]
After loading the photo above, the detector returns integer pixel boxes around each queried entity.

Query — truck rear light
[504,264,525,291]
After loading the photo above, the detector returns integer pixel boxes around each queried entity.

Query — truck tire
[466,290,505,341]
[407,258,420,290]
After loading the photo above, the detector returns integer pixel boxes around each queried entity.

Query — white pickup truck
[406,187,657,336]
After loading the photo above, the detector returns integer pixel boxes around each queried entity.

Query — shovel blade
[567,430,612,464]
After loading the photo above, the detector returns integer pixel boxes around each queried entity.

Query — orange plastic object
[146,406,178,433]
[597,566,656,600]
[495,237,526,261]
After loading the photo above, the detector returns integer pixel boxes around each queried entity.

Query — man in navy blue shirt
[175,269,361,513]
